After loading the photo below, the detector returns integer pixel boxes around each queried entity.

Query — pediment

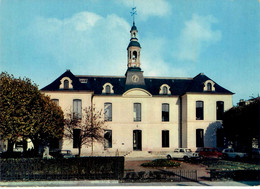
[123,88,152,97]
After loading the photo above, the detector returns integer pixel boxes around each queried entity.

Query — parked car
[222,148,248,159]
[50,150,75,159]
[166,148,199,161]
[197,147,223,159]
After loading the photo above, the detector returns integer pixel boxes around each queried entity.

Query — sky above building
[0,0,259,105]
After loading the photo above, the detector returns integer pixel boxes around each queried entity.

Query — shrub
[141,159,181,168]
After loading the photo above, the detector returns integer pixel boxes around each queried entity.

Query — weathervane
[130,7,137,23]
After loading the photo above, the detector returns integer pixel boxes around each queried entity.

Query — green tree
[0,72,64,154]
[222,97,260,151]
[64,106,105,156]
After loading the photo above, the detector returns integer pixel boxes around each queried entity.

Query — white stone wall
[182,93,233,151]
[42,90,232,156]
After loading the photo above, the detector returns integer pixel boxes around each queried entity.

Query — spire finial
[130,7,137,24]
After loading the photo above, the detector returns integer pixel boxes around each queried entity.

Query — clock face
[132,75,139,83]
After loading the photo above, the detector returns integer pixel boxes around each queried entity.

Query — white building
[42,21,233,156]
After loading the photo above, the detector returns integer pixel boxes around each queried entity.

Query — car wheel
[167,155,171,160]
[184,156,188,162]
[235,155,240,161]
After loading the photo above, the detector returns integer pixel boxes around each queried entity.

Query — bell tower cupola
[127,17,141,70]
[125,7,145,87]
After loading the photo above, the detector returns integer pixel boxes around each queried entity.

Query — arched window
[102,83,114,94]
[133,51,137,60]
[163,86,168,95]
[105,85,111,94]
[64,80,69,89]
[207,83,212,91]
[203,80,215,92]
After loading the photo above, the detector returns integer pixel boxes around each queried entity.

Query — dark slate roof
[186,73,233,94]
[127,41,141,48]
[131,22,138,31]
[41,70,233,95]
[41,70,89,91]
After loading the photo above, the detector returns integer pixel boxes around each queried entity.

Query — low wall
[0,157,124,181]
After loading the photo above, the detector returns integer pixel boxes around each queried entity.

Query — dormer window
[102,83,114,94]
[64,80,69,89]
[159,84,171,95]
[105,85,111,94]
[59,77,73,90]
[203,80,215,92]
[163,86,168,95]
[207,83,212,91]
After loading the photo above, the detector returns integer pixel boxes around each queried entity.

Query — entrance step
[125,151,153,158]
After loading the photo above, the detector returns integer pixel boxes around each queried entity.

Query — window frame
[134,103,141,122]
[73,128,81,148]
[105,85,111,94]
[64,79,69,89]
[162,130,169,148]
[104,103,112,122]
[216,101,224,120]
[51,99,59,106]
[73,99,82,119]
[207,83,212,91]
[104,130,112,149]
[196,129,204,147]
[163,86,168,95]
[196,101,204,120]
[162,103,170,122]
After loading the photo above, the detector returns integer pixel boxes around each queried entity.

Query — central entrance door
[133,130,142,151]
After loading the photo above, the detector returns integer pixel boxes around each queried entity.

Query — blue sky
[0,0,259,105]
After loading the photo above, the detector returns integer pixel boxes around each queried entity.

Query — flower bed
[141,159,181,168]
[201,159,260,181]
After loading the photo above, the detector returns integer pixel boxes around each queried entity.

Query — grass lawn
[200,159,260,171]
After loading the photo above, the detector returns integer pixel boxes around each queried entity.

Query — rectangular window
[104,103,112,121]
[196,101,204,120]
[196,129,204,147]
[162,130,169,148]
[51,99,59,106]
[73,99,82,119]
[104,130,112,148]
[216,101,224,120]
[162,103,169,122]
[134,103,141,122]
[73,129,81,148]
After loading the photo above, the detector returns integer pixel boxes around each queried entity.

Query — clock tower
[125,20,145,87]
[127,21,141,69]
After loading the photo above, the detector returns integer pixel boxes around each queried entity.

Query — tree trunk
[7,140,14,153]
[31,139,40,155]
[78,146,81,157]
[23,139,28,153]
[91,137,93,156]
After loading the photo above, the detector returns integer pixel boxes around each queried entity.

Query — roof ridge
[76,75,193,80]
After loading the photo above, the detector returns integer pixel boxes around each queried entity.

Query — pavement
[0,180,260,187]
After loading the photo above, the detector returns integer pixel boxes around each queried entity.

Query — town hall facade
[41,21,233,156]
